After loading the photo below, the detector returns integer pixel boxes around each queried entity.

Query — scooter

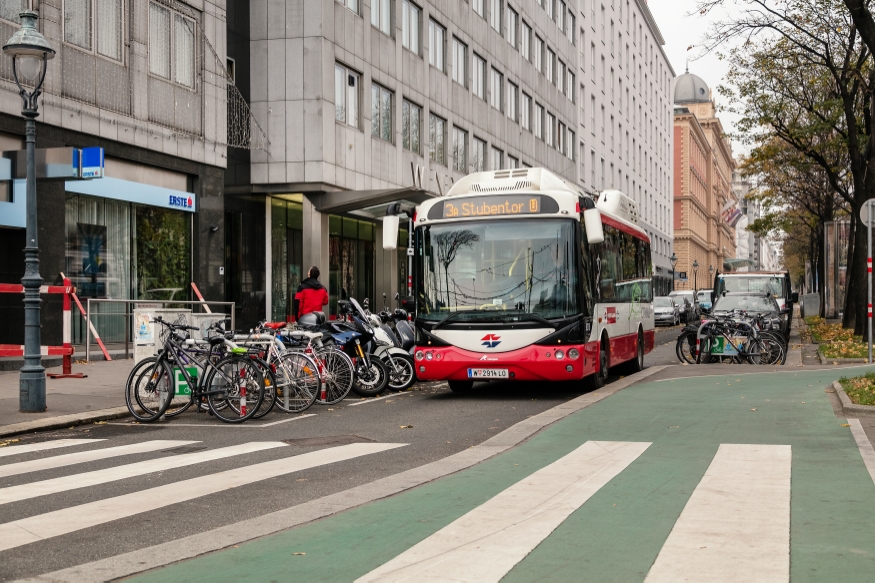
[365,297,417,391]
[378,293,415,352]
[297,298,389,397]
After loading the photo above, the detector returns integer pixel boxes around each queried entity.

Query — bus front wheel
[582,343,608,391]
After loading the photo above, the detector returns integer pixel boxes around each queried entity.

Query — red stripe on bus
[600,215,650,242]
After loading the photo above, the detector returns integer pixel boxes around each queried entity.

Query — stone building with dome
[672,70,737,290]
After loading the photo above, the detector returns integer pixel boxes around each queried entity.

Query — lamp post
[3,10,55,412]
[709,264,715,281]
[670,253,678,292]
[693,260,699,291]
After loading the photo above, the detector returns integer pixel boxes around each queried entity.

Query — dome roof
[674,72,710,104]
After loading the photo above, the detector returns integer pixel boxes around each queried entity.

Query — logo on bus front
[481,334,501,348]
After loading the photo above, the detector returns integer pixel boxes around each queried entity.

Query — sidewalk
[0,357,133,436]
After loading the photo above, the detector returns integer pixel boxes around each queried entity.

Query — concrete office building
[0,0,243,346]
[227,0,676,324]
[577,0,675,295]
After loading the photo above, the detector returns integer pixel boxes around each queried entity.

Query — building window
[491,146,503,170]
[473,0,484,18]
[520,21,531,60]
[335,64,360,127]
[429,20,446,73]
[557,120,565,153]
[490,0,502,34]
[590,150,596,186]
[472,137,486,171]
[371,0,391,35]
[546,48,555,84]
[336,0,359,14]
[402,0,421,54]
[472,53,486,99]
[508,155,519,169]
[534,35,543,73]
[590,42,596,80]
[507,81,518,122]
[65,0,123,61]
[546,0,553,20]
[567,11,575,43]
[590,94,595,134]
[567,129,574,160]
[557,60,565,94]
[402,100,421,153]
[520,92,531,130]
[507,6,518,48]
[562,73,572,104]
[490,68,503,111]
[534,102,543,139]
[149,2,196,87]
[557,1,565,33]
[429,113,447,166]
[452,126,467,172]
[371,84,393,142]
[451,38,467,87]
[546,112,555,146]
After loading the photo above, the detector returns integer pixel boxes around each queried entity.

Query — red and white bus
[383,168,654,392]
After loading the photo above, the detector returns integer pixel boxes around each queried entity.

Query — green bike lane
[136,367,875,582]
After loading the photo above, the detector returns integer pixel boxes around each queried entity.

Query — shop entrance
[329,216,375,317]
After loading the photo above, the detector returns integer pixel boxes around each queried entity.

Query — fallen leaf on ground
[841,423,851,427]
[93,421,106,425]
[400,425,413,429]
[750,408,757,411]
[292,552,306,556]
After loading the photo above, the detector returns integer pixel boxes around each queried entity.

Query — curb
[818,351,869,365]
[0,406,131,439]
[833,380,875,418]
[31,366,669,582]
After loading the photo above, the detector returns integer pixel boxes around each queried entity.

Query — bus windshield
[416,219,579,322]
[717,276,784,298]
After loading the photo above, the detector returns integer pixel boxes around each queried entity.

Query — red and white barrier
[70,292,111,362]
[0,277,87,378]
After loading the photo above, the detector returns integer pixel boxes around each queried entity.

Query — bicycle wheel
[125,357,175,422]
[251,359,278,419]
[204,355,266,423]
[274,351,320,413]
[747,336,786,365]
[696,335,716,364]
[675,331,697,364]
[314,347,355,405]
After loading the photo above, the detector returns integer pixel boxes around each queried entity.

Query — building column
[374,223,400,304]
[302,194,330,297]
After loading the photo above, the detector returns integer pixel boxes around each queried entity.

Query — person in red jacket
[293,266,329,320]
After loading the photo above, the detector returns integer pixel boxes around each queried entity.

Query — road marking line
[356,440,651,582]
[645,444,791,582]
[0,442,287,505]
[848,419,875,485]
[653,364,875,382]
[0,442,405,553]
[0,440,199,478]
[347,394,398,406]
[256,414,317,426]
[0,439,104,459]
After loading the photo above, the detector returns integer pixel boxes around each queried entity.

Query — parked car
[669,290,699,323]
[697,289,714,314]
[711,292,782,330]
[653,296,680,326]
[712,271,798,337]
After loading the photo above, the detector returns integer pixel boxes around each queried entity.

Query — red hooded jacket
[294,277,328,318]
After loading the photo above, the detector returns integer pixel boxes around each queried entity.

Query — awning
[309,186,437,217]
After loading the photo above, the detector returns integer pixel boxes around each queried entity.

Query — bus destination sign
[442,195,541,218]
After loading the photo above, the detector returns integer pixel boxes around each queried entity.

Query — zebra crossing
[0,436,406,555]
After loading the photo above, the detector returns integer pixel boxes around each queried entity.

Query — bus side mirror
[383,215,400,250]
[583,208,604,244]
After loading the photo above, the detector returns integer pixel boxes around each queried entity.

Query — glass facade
[271,197,304,321]
[65,193,191,343]
[329,216,376,316]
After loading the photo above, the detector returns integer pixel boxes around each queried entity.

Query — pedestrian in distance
[294,266,329,320]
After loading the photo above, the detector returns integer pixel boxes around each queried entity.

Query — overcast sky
[647,1,747,156]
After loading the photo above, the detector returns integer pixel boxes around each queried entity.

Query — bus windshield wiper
[431,309,486,330]
[517,313,559,329]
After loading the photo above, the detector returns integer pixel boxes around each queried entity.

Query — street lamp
[692,260,699,291]
[670,253,678,291]
[3,10,55,412]
[709,264,715,279]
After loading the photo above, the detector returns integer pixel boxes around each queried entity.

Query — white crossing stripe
[0,439,104,459]
[357,440,651,583]
[0,442,287,505]
[0,440,199,478]
[0,442,405,552]
[645,444,791,582]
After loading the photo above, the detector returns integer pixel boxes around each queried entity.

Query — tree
[433,230,479,308]
[698,0,872,333]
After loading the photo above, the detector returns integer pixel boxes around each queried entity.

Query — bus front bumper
[414,342,601,382]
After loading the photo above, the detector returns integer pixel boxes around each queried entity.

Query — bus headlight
[555,350,565,360]
[425,351,433,360]
[568,348,580,360]
[415,350,424,361]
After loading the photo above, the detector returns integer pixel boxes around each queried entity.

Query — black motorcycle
[297,298,389,397]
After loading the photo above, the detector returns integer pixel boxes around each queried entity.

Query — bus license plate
[467,368,509,379]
